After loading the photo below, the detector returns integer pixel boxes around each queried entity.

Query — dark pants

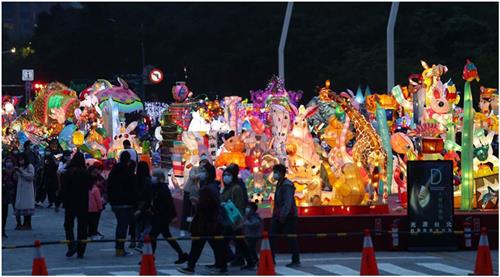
[2,203,8,233]
[187,238,226,270]
[149,221,184,256]
[181,192,193,231]
[64,209,88,255]
[111,206,133,250]
[223,226,255,265]
[247,237,259,263]
[187,224,226,270]
[88,211,101,237]
[16,215,31,227]
[46,183,58,205]
[270,217,300,264]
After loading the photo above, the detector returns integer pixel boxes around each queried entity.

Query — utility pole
[386,2,399,92]
[278,2,294,84]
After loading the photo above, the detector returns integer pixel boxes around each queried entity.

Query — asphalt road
[2,205,498,276]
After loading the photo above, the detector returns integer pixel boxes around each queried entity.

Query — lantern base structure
[172,194,497,252]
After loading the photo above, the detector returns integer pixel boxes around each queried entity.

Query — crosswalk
[49,262,477,275]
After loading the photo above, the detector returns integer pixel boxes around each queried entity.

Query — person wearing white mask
[269,164,300,268]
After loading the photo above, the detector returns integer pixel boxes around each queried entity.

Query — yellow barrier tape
[286,234,297,238]
[316,233,327,237]
[337,233,348,237]
[213,236,225,240]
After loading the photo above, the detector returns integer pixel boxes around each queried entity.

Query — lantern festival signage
[407,160,455,250]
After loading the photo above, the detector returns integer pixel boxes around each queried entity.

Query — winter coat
[243,213,263,238]
[2,168,17,204]
[42,156,58,190]
[88,185,103,213]
[272,178,298,221]
[14,164,36,210]
[107,162,137,206]
[151,182,177,223]
[191,180,221,235]
[60,167,92,213]
[221,183,246,216]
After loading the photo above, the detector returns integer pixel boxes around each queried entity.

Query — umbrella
[97,78,143,113]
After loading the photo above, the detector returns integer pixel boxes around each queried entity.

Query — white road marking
[316,264,359,275]
[158,269,186,275]
[275,255,441,263]
[275,266,312,276]
[98,248,116,252]
[379,263,426,275]
[417,262,471,275]
[109,271,138,275]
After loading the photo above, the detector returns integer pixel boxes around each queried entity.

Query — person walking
[88,165,104,241]
[14,154,36,230]
[220,166,255,270]
[242,202,263,264]
[177,162,227,274]
[60,152,93,258]
[133,161,153,252]
[269,164,300,267]
[2,156,18,237]
[107,151,137,257]
[148,169,188,263]
[223,163,248,267]
[180,166,200,238]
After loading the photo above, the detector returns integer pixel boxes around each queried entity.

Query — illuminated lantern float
[96,78,144,159]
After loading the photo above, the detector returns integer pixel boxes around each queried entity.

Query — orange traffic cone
[473,227,493,275]
[258,231,276,275]
[32,240,48,275]
[139,235,157,275]
[360,229,379,275]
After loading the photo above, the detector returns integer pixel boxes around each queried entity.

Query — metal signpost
[22,69,34,107]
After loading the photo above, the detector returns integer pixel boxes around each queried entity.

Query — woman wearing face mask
[2,156,18,237]
[13,154,36,230]
[219,167,256,270]
[178,162,227,275]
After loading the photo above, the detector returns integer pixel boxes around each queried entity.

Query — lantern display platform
[172,193,497,252]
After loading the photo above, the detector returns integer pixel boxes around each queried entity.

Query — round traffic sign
[149,68,164,84]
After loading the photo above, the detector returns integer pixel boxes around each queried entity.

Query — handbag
[221,199,243,226]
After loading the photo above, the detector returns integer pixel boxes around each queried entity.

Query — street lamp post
[278,2,294,84]
[386,2,399,92]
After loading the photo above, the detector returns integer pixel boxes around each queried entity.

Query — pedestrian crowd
[2,139,301,274]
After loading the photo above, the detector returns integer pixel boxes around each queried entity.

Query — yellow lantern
[72,130,85,146]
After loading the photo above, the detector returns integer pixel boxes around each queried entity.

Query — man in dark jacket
[107,151,137,257]
[270,164,300,267]
[60,152,93,258]
[149,169,188,264]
